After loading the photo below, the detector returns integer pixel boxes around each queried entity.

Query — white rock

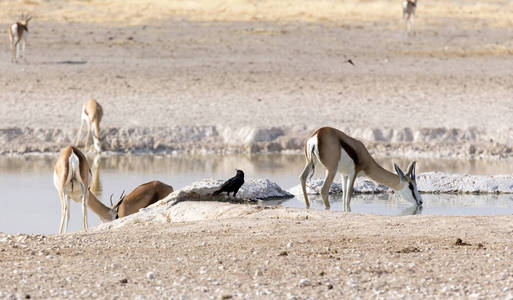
[221,126,284,145]
[95,178,292,231]
[289,172,513,195]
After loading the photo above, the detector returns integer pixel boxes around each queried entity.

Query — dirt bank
[1,203,513,299]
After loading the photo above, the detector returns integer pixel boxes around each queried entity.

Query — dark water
[1,153,513,234]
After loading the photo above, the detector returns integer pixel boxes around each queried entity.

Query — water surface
[1,154,512,234]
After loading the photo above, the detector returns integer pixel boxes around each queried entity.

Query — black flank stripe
[339,139,359,164]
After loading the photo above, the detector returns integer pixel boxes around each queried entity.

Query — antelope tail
[305,139,317,181]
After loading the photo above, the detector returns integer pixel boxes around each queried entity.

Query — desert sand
[1,0,513,298]
[0,0,513,157]
[1,202,513,299]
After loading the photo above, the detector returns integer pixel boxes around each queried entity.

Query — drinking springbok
[75,98,103,152]
[53,146,91,234]
[299,127,422,211]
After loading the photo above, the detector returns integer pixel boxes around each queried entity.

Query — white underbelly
[337,149,356,177]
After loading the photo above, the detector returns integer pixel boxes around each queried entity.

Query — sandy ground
[1,203,513,299]
[0,1,513,156]
[2,1,513,298]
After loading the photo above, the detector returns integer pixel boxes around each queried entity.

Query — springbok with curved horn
[112,181,174,218]
[403,0,417,35]
[75,98,103,152]
[53,146,91,234]
[77,181,173,223]
[299,127,422,210]
[9,14,31,63]
[87,181,174,222]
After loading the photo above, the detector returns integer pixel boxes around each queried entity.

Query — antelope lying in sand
[53,146,91,234]
[75,98,103,152]
[111,181,174,219]
[84,180,173,222]
[403,0,417,35]
[9,14,31,63]
[299,127,422,211]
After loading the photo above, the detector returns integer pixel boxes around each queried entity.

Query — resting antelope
[112,181,174,218]
[53,146,91,234]
[85,180,173,222]
[299,127,422,211]
[9,14,31,63]
[403,0,417,35]
[75,98,103,152]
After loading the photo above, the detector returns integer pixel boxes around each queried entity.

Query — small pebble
[299,279,310,287]
[146,271,155,280]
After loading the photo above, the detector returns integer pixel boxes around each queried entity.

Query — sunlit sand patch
[2,0,513,27]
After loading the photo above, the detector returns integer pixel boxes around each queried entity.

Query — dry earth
[0,0,512,157]
[1,203,513,299]
[2,1,513,299]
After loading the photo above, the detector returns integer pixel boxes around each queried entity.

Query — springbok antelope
[403,0,417,35]
[299,127,422,211]
[75,98,103,152]
[112,181,174,218]
[53,146,91,234]
[9,14,31,63]
[85,181,173,221]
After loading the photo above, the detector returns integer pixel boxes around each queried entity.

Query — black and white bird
[213,170,245,197]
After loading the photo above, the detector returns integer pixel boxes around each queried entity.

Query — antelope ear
[407,161,417,180]
[394,163,405,180]
[26,16,32,22]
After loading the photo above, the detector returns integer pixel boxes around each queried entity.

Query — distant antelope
[403,0,417,35]
[53,146,91,234]
[299,127,422,211]
[75,98,103,152]
[8,14,31,63]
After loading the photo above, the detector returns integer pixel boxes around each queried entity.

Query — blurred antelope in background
[53,146,91,234]
[9,14,31,63]
[403,0,417,35]
[75,98,103,152]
